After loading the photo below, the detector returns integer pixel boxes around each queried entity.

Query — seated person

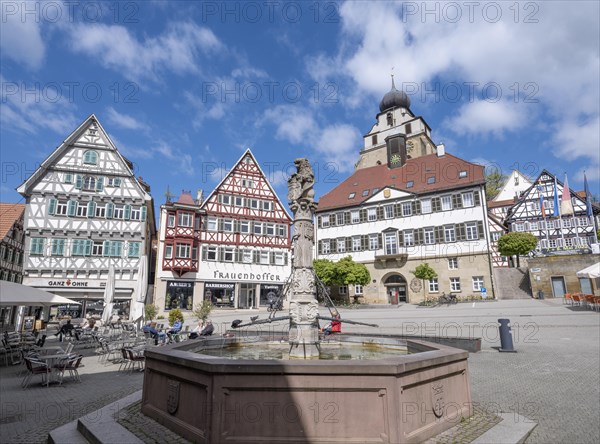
[200,320,214,336]
[142,322,166,345]
[323,311,341,336]
[55,320,79,341]
[189,321,204,339]
[167,320,183,342]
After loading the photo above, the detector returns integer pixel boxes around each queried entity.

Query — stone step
[47,419,89,444]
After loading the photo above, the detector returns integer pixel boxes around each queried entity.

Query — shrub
[168,309,184,326]
[144,304,158,321]
[193,300,213,323]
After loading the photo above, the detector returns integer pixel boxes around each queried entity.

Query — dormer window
[348,192,356,199]
[406,181,414,188]
[427,176,436,184]
[459,171,468,178]
[83,150,98,165]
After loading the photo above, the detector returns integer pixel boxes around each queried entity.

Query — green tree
[485,170,507,201]
[313,259,338,286]
[168,308,185,326]
[411,263,438,303]
[144,304,158,321]
[313,256,371,301]
[497,232,538,267]
[193,300,213,323]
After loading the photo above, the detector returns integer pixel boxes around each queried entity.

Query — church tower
[355,76,438,170]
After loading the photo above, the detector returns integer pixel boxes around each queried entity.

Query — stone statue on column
[287,158,320,358]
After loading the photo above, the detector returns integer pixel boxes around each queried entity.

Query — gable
[363,187,413,204]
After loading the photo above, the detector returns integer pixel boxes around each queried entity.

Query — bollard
[498,318,517,353]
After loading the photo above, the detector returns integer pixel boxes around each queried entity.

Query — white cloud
[110,135,153,160]
[264,106,318,144]
[153,141,194,176]
[0,0,45,69]
[105,107,149,131]
[0,75,78,135]
[443,100,528,137]
[314,124,362,172]
[65,21,222,82]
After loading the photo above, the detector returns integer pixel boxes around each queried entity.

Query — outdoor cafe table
[37,353,70,385]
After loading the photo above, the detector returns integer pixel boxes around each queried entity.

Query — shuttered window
[128,242,141,258]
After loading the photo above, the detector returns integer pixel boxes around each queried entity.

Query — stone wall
[527,255,599,298]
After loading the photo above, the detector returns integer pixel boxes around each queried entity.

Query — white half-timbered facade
[17,115,156,320]
[504,170,598,256]
[200,149,292,310]
[0,203,26,327]
[487,170,533,267]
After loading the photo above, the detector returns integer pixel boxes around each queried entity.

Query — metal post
[498,318,517,352]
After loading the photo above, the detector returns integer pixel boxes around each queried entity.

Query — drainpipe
[482,185,497,299]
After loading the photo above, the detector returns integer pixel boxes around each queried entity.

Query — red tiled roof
[176,192,196,206]
[0,203,25,240]
[317,153,485,212]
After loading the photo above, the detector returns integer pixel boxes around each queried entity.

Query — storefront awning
[576,263,600,279]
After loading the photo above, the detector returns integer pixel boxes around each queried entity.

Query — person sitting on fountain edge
[189,320,204,339]
[322,310,342,336]
[200,320,214,336]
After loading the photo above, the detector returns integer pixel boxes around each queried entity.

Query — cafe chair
[21,357,51,389]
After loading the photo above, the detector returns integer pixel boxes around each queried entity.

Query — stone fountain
[140,159,474,443]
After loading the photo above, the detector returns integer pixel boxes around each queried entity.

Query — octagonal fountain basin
[141,335,472,444]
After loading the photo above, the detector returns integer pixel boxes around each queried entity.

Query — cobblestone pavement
[1,298,598,443]
[118,401,191,444]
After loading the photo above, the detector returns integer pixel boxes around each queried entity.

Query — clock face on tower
[390,153,402,165]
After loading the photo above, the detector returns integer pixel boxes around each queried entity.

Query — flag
[561,174,574,216]
[537,185,546,218]
[553,177,560,217]
[584,172,593,218]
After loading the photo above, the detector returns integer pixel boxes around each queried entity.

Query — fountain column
[287,159,320,359]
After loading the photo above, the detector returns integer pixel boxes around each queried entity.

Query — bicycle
[438,292,458,306]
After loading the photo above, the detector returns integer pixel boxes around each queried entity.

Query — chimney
[436,143,445,157]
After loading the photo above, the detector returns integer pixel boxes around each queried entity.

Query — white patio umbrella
[101,266,116,324]
[0,281,81,306]
[130,256,147,325]
[576,263,600,279]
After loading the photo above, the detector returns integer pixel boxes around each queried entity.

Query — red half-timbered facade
[161,192,202,275]
[198,149,292,309]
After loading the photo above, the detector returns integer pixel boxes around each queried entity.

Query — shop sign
[167,281,194,289]
[212,271,281,282]
[48,279,89,287]
[205,282,235,290]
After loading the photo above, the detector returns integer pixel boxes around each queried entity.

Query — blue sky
[2,0,599,216]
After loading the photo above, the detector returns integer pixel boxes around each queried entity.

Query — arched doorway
[384,274,407,304]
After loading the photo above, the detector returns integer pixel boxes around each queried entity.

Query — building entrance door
[239,283,255,309]
[384,275,407,304]
[551,277,566,298]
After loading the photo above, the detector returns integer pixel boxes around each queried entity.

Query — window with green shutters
[75,175,83,189]
[51,239,65,256]
[83,150,98,165]
[48,198,57,215]
[128,242,141,257]
[140,206,147,221]
[31,238,45,255]
[103,240,123,257]
[64,173,73,184]
[96,177,104,192]
[87,201,96,218]
[67,200,77,216]
[124,205,131,220]
[72,239,91,256]
[106,202,114,219]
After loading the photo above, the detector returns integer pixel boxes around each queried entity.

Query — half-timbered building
[315,81,494,304]
[17,115,156,319]
[487,170,532,267]
[504,170,598,256]
[0,203,26,327]
[153,150,292,314]
[154,190,203,313]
